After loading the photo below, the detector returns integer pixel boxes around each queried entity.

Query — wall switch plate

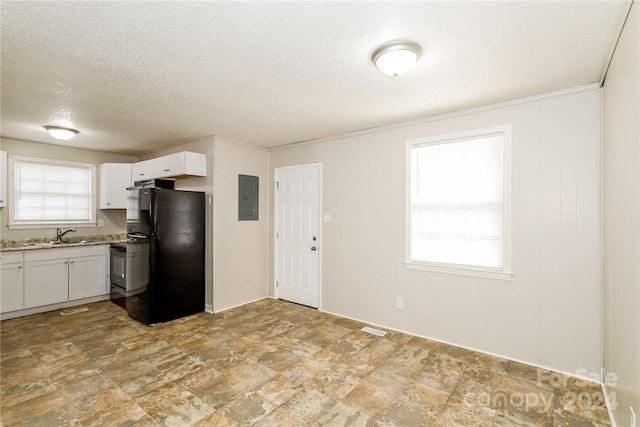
[97,219,104,227]
[323,213,332,224]
[396,297,404,309]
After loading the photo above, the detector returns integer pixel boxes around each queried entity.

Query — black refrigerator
[124,184,205,325]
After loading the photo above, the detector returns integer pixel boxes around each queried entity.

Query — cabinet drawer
[0,251,24,265]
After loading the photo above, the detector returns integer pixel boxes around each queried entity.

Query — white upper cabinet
[99,163,132,209]
[0,151,7,208]
[131,159,154,182]
[153,152,206,178]
[109,152,207,191]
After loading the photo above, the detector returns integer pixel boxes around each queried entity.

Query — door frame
[274,162,323,309]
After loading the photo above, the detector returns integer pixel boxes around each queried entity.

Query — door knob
[311,246,317,251]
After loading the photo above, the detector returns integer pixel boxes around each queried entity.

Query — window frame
[405,125,512,280]
[8,155,97,229]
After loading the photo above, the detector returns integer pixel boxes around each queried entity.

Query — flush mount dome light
[372,40,422,77]
[44,126,79,141]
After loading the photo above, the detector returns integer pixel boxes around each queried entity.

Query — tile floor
[0,298,612,426]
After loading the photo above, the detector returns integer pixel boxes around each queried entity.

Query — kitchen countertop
[0,234,127,252]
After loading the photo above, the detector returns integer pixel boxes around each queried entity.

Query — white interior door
[275,163,321,308]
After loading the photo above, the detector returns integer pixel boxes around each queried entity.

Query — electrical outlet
[396,297,404,310]
[97,219,104,227]
[631,406,636,427]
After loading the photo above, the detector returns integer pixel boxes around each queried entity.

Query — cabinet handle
[70,260,74,264]
[139,173,144,176]
[64,261,68,264]
[164,169,170,172]
[18,265,22,269]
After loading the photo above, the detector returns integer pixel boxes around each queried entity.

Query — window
[9,156,96,228]
[406,126,511,279]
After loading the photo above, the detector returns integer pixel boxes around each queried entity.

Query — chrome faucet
[55,228,76,243]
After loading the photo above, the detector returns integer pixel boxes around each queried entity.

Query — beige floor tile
[191,410,239,427]
[314,401,382,426]
[251,406,308,427]
[282,389,336,423]
[135,381,215,425]
[343,369,408,417]
[220,391,278,426]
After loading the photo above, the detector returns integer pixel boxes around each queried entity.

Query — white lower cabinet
[1,252,24,312]
[68,255,106,300]
[0,245,108,315]
[24,258,69,308]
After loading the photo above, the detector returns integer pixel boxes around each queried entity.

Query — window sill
[8,222,98,230]
[405,261,512,281]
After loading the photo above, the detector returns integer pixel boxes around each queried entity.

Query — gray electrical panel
[238,174,259,220]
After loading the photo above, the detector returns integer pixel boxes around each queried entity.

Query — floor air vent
[361,326,387,337]
[59,307,89,316]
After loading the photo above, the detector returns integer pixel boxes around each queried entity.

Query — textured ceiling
[0,1,630,155]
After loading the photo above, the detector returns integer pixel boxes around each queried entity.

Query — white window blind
[11,157,95,225]
[409,131,508,273]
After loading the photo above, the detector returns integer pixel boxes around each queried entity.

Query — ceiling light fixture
[44,126,79,141]
[372,40,422,77]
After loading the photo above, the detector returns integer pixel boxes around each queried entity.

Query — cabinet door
[1,263,24,313]
[153,153,185,178]
[24,259,68,308]
[68,255,106,300]
[99,163,132,209]
[132,160,154,182]
[0,151,7,208]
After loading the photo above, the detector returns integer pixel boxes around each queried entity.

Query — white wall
[603,2,640,425]
[0,137,137,241]
[212,137,269,312]
[270,87,602,377]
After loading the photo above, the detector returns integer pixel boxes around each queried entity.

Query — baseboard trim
[320,307,603,386]
[204,304,214,314]
[213,296,271,314]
